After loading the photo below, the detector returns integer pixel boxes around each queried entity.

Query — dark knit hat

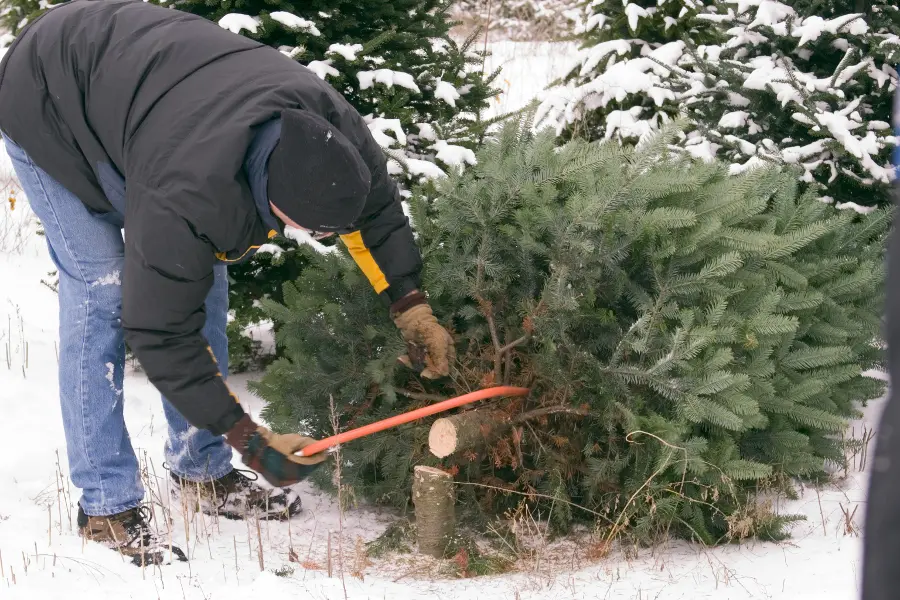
[267,108,371,232]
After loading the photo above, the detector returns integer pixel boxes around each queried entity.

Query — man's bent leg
[163,263,235,481]
[4,138,142,515]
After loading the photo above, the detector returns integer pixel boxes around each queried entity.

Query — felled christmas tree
[254,120,888,544]
[540,0,900,208]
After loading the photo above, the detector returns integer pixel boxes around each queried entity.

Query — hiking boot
[170,469,302,521]
[77,505,187,566]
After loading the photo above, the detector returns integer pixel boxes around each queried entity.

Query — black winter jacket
[0,0,422,434]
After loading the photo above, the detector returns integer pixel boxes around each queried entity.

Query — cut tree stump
[428,410,506,458]
[412,466,455,558]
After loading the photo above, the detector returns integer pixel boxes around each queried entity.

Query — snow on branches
[540,0,899,206]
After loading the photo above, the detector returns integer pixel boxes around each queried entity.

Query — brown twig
[499,335,530,356]
[329,395,349,600]
[513,405,588,424]
[480,299,503,382]
[815,487,827,536]
[451,481,614,525]
[255,511,264,571]
[233,536,239,583]
[395,389,447,403]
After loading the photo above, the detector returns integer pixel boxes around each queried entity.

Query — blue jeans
[4,138,235,516]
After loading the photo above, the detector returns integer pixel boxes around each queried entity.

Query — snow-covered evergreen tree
[676,1,900,209]
[540,0,900,208]
[175,0,497,183]
[537,0,719,142]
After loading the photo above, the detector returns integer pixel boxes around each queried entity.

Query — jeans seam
[16,153,106,504]
[79,497,143,518]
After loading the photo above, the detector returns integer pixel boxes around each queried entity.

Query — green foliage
[545,0,721,142]
[255,120,888,544]
[366,519,415,558]
[225,244,309,372]
[0,0,42,36]
[543,0,900,208]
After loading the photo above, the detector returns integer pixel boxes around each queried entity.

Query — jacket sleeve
[339,173,422,303]
[121,182,245,435]
[328,96,423,303]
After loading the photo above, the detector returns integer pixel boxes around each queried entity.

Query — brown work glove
[225,414,327,487]
[392,298,455,379]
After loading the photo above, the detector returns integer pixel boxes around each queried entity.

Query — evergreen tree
[540,0,900,208]
[254,120,888,544]
[674,0,900,209]
[175,0,497,181]
[0,0,43,38]
[538,0,720,142]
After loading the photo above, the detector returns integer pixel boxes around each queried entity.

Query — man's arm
[121,186,243,434]
[337,167,454,379]
[122,182,326,484]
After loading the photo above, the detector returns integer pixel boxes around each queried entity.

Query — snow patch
[357,69,421,94]
[415,123,438,141]
[729,155,767,175]
[256,244,284,257]
[624,3,649,32]
[578,40,631,78]
[269,11,321,36]
[104,362,122,397]
[434,80,461,107]
[91,271,121,287]
[366,117,407,148]
[429,141,476,170]
[283,227,337,254]
[405,158,446,180]
[605,107,653,141]
[306,60,339,80]
[327,43,363,61]
[218,13,260,35]
[718,111,749,129]
[835,201,876,214]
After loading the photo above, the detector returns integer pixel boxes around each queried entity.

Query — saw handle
[296,386,530,457]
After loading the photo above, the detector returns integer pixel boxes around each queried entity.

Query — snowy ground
[0,42,888,600]
[481,41,579,121]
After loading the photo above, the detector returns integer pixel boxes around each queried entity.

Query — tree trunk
[411,466,455,558]
[428,410,507,458]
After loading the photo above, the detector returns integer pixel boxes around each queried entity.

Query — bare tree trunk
[412,466,455,558]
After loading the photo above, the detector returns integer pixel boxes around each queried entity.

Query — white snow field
[0,41,887,599]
